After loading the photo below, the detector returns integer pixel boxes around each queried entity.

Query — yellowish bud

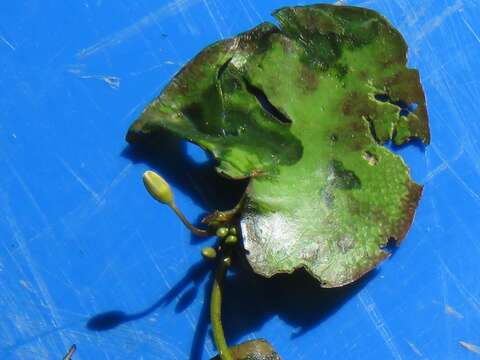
[143,171,174,206]
[201,247,217,260]
[225,235,238,245]
[216,227,229,238]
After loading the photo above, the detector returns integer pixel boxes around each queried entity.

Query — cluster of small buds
[202,225,238,260]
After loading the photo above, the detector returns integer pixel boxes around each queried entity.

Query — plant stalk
[171,204,210,237]
[210,255,234,360]
[63,345,76,360]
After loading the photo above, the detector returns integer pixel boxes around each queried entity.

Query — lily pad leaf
[127,4,430,287]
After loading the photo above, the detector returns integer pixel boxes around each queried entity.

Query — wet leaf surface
[127,4,430,287]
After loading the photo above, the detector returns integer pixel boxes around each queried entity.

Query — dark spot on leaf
[183,84,224,135]
[129,4,430,288]
[333,63,349,79]
[342,91,373,117]
[319,186,335,207]
[298,65,319,92]
[328,159,361,190]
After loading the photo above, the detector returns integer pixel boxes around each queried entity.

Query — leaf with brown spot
[127,4,429,287]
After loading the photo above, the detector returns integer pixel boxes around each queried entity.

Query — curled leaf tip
[143,170,174,206]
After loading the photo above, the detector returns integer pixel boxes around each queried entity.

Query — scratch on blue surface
[7,161,51,229]
[414,0,465,45]
[201,0,225,39]
[173,0,199,36]
[1,198,69,357]
[437,256,480,315]
[460,341,480,355]
[244,0,263,22]
[58,157,101,202]
[77,0,202,58]
[462,16,480,44]
[445,304,464,320]
[406,340,426,359]
[78,74,121,90]
[2,0,480,358]
[238,0,255,26]
[431,144,480,203]
[95,163,133,207]
[358,290,403,360]
[0,34,15,51]
[423,145,464,183]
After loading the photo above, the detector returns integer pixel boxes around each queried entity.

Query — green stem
[171,204,210,237]
[63,345,76,360]
[210,256,234,360]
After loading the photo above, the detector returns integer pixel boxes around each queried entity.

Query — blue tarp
[1,1,479,359]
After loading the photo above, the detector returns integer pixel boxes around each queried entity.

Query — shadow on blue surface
[221,260,375,341]
[86,234,374,358]
[123,130,249,211]
[122,130,249,245]
[86,252,374,359]
[86,129,375,358]
[86,260,213,331]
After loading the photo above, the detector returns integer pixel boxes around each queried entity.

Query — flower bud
[225,235,238,245]
[143,171,174,206]
[201,247,217,260]
[216,227,229,238]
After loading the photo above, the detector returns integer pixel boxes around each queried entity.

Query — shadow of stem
[87,249,374,358]
[86,260,212,331]
[87,134,377,358]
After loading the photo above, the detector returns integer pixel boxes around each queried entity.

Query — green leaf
[127,4,430,287]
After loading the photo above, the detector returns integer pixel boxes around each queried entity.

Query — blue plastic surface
[1,1,480,359]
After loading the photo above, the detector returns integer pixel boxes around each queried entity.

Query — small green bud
[143,171,174,206]
[216,227,229,238]
[225,235,238,245]
[201,247,217,260]
[229,227,237,235]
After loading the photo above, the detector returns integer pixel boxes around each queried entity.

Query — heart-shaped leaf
[127,4,429,287]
